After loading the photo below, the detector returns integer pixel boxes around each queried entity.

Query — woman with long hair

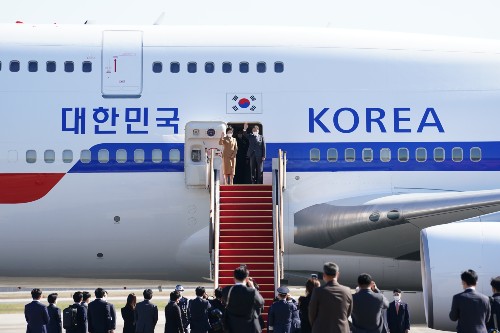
[121,293,137,333]
[298,278,321,333]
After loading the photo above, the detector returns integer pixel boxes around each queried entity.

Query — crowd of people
[23,264,500,333]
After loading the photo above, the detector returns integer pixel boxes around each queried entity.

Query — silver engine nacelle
[420,222,500,331]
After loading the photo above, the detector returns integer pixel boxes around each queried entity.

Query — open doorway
[226,122,264,185]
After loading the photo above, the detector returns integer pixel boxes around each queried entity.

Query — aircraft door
[102,30,143,97]
[185,121,226,187]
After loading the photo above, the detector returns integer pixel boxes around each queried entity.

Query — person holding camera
[222,265,265,333]
[189,287,212,333]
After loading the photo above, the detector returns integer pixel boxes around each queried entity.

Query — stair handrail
[208,150,221,286]
[272,149,287,288]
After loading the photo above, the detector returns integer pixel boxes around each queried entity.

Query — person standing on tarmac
[268,287,296,333]
[175,285,190,333]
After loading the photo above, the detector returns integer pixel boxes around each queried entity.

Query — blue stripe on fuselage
[67,141,499,173]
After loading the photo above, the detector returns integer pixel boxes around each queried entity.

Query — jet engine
[420,222,500,331]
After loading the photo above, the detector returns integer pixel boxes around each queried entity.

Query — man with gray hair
[308,262,352,333]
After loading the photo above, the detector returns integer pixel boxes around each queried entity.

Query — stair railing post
[272,157,281,289]
[208,150,215,280]
[213,155,222,289]
[278,150,285,278]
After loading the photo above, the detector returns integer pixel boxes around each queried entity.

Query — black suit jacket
[47,304,62,333]
[121,306,136,333]
[165,302,184,333]
[449,288,491,333]
[107,302,116,330]
[135,300,158,333]
[386,301,409,333]
[25,300,50,333]
[222,284,265,333]
[352,289,389,333]
[87,299,113,333]
[488,293,500,330]
[189,297,212,331]
[245,133,266,160]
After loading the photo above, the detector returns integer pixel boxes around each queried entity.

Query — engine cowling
[420,222,500,331]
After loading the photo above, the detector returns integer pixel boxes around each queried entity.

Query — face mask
[227,132,233,137]
[394,295,401,302]
[253,131,258,135]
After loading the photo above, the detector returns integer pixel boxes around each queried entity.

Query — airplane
[1,22,500,330]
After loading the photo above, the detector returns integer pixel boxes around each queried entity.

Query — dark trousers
[249,156,263,184]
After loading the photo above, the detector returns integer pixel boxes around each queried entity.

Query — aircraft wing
[294,189,500,258]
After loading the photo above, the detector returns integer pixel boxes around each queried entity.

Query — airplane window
[0,61,2,71]
[46,61,56,72]
[257,62,266,73]
[434,147,445,162]
[152,149,163,163]
[416,148,427,162]
[452,147,463,162]
[470,147,482,162]
[28,61,38,72]
[239,62,249,73]
[80,150,91,163]
[398,148,409,162]
[205,62,215,73]
[187,62,197,73]
[152,62,163,73]
[116,149,127,163]
[26,150,37,163]
[134,149,145,163]
[44,150,55,163]
[98,149,109,163]
[170,62,180,73]
[345,148,355,162]
[380,148,391,162]
[274,61,284,73]
[10,61,20,72]
[62,150,73,163]
[362,148,373,162]
[64,61,74,73]
[82,61,92,73]
[170,149,181,163]
[327,148,338,162]
[222,62,232,73]
[310,148,320,162]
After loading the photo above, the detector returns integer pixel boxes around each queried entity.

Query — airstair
[208,150,287,331]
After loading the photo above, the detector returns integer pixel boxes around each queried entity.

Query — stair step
[220,249,273,256]
[221,197,273,204]
[220,203,273,210]
[221,191,272,198]
[220,230,273,237]
[220,210,273,217]
[220,242,273,250]
[220,216,273,223]
[219,224,272,231]
[219,255,274,263]
[219,270,274,278]
[221,185,272,191]
[220,236,274,242]
[219,263,275,270]
[219,277,275,285]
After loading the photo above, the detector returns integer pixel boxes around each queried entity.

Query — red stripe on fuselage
[0,173,65,204]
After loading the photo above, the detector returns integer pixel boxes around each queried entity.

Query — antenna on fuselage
[153,12,165,25]
[84,20,96,25]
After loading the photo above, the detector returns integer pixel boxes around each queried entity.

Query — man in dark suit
[243,123,266,184]
[67,292,88,333]
[308,262,352,333]
[88,288,113,333]
[352,273,389,333]
[189,286,212,333]
[47,293,62,333]
[25,288,50,333]
[103,291,116,332]
[222,265,265,333]
[488,276,500,331]
[81,291,91,333]
[386,289,410,333]
[135,289,158,333]
[449,269,491,333]
[165,291,184,333]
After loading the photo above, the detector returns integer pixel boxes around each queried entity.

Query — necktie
[396,302,400,315]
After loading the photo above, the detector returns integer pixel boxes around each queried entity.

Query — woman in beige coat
[219,127,238,185]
